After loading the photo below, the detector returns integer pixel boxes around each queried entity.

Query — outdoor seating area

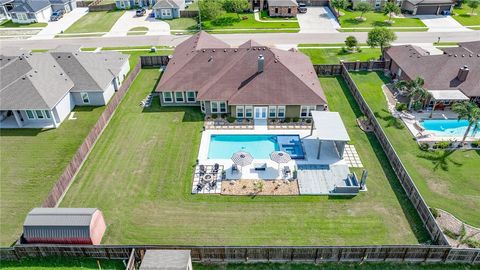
[192,164,224,194]
[204,118,254,130]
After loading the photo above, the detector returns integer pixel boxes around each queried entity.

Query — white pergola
[310,111,350,160]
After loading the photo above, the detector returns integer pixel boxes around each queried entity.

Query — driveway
[297,7,339,33]
[30,8,88,40]
[417,15,472,32]
[104,10,170,37]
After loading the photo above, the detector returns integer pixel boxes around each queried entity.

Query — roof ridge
[53,52,104,90]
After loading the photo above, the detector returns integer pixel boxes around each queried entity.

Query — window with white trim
[161,8,171,16]
[44,110,51,119]
[200,101,205,113]
[35,110,44,119]
[236,106,244,118]
[25,110,35,120]
[81,92,90,104]
[268,106,276,118]
[219,101,226,113]
[186,91,196,103]
[210,101,227,113]
[175,92,184,103]
[163,92,173,103]
[277,106,285,118]
[17,13,28,21]
[245,106,253,118]
[300,105,316,118]
[211,102,218,113]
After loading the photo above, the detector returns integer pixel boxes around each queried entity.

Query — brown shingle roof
[385,42,480,97]
[156,32,326,105]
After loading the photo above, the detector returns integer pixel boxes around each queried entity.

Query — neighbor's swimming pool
[208,135,305,159]
[421,119,480,137]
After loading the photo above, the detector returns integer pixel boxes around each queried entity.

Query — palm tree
[395,76,429,110]
[452,101,480,144]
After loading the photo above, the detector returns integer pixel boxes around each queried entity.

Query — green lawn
[165,18,198,31]
[1,257,124,270]
[0,107,105,246]
[349,71,480,227]
[300,48,381,64]
[202,12,299,31]
[128,26,148,35]
[63,10,125,34]
[338,9,426,29]
[194,262,480,270]
[452,7,480,26]
[260,10,298,21]
[60,68,428,245]
[0,20,47,28]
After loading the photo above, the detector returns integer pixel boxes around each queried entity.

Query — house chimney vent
[257,54,264,73]
[457,65,469,82]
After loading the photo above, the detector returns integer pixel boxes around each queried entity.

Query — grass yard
[452,7,480,26]
[63,10,125,34]
[338,9,426,29]
[1,257,124,269]
[0,20,47,28]
[260,10,298,21]
[60,68,428,245]
[165,18,198,31]
[0,107,105,246]
[127,26,148,35]
[300,48,381,64]
[349,71,480,227]
[194,262,480,270]
[202,12,299,31]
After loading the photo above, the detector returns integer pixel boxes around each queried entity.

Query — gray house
[10,0,51,23]
[49,0,76,13]
[0,0,14,21]
[153,0,185,19]
[115,0,156,9]
[0,50,130,129]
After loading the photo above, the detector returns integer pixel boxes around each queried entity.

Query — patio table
[201,173,215,184]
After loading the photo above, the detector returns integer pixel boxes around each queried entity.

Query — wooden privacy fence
[180,10,199,18]
[313,60,385,76]
[339,64,449,246]
[140,55,170,67]
[1,245,479,264]
[41,62,142,208]
[88,3,116,11]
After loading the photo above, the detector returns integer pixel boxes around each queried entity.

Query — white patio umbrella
[231,151,254,174]
[270,151,292,172]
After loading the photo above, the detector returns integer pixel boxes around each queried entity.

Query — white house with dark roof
[153,0,185,19]
[9,0,76,24]
[0,50,130,129]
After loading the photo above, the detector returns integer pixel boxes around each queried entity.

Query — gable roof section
[0,53,74,110]
[24,208,98,227]
[11,0,50,13]
[156,31,326,105]
[385,42,480,97]
[268,0,299,6]
[153,0,182,8]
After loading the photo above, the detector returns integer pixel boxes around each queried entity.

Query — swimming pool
[421,119,480,137]
[208,135,305,159]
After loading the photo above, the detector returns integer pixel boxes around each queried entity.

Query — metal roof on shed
[24,208,98,227]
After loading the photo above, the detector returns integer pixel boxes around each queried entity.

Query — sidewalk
[30,8,89,40]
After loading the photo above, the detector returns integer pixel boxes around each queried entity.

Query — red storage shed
[23,208,106,245]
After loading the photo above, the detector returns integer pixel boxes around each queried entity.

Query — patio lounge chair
[212,163,220,174]
[210,180,217,189]
[254,163,267,171]
[283,166,291,178]
[199,165,206,176]
[231,164,239,174]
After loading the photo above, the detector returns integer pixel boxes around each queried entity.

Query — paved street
[1,31,479,50]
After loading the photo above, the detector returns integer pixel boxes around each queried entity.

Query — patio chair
[231,164,239,174]
[199,165,206,176]
[212,163,220,174]
[210,180,217,189]
[283,166,291,178]
[196,182,204,192]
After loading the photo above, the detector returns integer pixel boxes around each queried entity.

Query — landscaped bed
[299,48,381,64]
[59,68,428,245]
[0,20,47,28]
[349,71,480,228]
[221,179,300,196]
[0,106,105,246]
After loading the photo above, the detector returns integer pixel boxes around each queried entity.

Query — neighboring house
[351,0,403,10]
[0,0,14,21]
[0,50,130,129]
[152,0,185,19]
[49,0,76,13]
[10,0,51,23]
[139,250,192,270]
[155,32,327,120]
[268,0,298,17]
[249,0,267,10]
[401,0,454,15]
[115,0,156,9]
[22,208,106,245]
[384,41,480,107]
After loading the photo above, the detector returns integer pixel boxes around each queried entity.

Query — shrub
[419,142,430,151]
[212,114,218,119]
[471,141,479,148]
[462,238,480,248]
[395,102,407,111]
[459,223,467,240]
[292,117,300,122]
[306,119,312,124]
[284,118,291,123]
[227,116,236,123]
[199,0,225,21]
[413,100,422,111]
[443,229,459,240]
[433,141,451,149]
[223,0,249,13]
[430,207,439,218]
[212,16,241,26]
[345,36,358,50]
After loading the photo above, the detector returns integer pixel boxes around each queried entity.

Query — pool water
[421,119,480,137]
[208,135,305,159]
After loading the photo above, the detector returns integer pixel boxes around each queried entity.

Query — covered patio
[427,90,469,112]
[310,111,350,160]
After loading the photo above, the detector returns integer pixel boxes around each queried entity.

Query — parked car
[50,10,64,21]
[136,8,146,16]
[298,3,307,13]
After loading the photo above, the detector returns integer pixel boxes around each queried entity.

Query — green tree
[467,0,479,15]
[383,2,401,23]
[394,76,429,110]
[199,0,225,21]
[355,2,372,20]
[345,36,358,50]
[331,0,348,14]
[452,101,480,144]
[366,27,397,52]
[223,0,249,16]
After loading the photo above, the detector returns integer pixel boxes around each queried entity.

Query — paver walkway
[343,144,363,168]
[30,8,89,40]
[105,10,170,37]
